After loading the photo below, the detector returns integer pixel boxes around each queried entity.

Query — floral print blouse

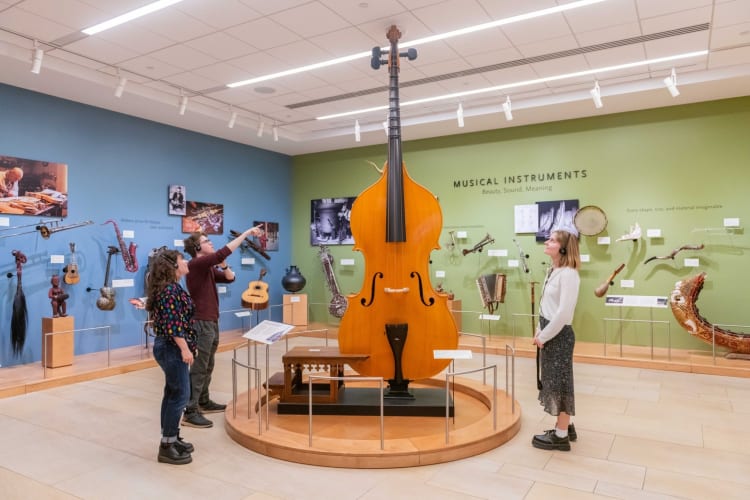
[152,282,194,343]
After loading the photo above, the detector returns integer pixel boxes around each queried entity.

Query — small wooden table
[281,346,369,404]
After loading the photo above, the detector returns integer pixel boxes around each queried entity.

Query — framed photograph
[168,184,186,215]
[310,197,355,245]
[535,199,579,242]
[182,201,224,234]
[0,155,68,217]
[252,220,279,252]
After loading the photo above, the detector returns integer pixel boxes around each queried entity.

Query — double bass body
[338,26,458,384]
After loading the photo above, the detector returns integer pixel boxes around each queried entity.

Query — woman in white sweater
[532,229,580,451]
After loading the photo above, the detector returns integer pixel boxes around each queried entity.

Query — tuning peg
[400,48,417,61]
[370,46,386,70]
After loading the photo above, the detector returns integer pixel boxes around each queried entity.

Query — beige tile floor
[1,338,750,500]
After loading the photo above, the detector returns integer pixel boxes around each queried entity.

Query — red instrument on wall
[338,26,458,396]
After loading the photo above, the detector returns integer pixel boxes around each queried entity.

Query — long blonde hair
[553,230,581,269]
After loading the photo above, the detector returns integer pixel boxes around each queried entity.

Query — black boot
[158,442,192,465]
[174,434,194,454]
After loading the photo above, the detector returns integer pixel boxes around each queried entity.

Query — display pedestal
[282,294,307,326]
[447,299,462,331]
[41,316,74,368]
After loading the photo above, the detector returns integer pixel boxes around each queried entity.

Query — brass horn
[462,233,495,256]
[37,220,94,239]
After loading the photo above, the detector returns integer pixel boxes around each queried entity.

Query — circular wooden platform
[225,377,521,468]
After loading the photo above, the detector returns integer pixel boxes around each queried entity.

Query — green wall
[291,96,750,352]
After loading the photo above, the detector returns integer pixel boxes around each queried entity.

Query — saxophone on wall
[104,219,138,273]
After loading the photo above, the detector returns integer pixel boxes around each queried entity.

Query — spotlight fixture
[663,67,679,97]
[227,110,237,128]
[502,96,513,121]
[457,103,465,127]
[382,116,388,137]
[272,125,279,142]
[114,76,127,98]
[354,120,361,142]
[178,94,188,115]
[30,42,43,74]
[590,81,603,109]
[257,120,265,137]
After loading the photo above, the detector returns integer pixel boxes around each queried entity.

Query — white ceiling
[1,0,749,156]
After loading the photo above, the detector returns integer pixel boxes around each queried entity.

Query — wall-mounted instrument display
[103,219,138,272]
[37,219,93,239]
[476,273,507,314]
[318,245,347,318]
[10,250,27,356]
[96,246,119,311]
[63,242,80,285]
[230,229,271,260]
[573,205,607,236]
[338,26,458,397]
[644,244,705,265]
[241,269,269,310]
[594,263,625,298]
[512,238,530,273]
[462,233,495,256]
[670,273,750,355]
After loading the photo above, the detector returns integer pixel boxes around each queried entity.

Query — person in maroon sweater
[181,225,262,428]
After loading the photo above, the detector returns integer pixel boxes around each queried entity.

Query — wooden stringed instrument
[241,268,269,310]
[337,26,458,393]
[96,246,119,311]
[63,242,80,285]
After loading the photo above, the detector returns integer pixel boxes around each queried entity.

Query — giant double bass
[338,26,458,396]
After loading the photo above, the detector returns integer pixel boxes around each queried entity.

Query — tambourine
[574,205,608,236]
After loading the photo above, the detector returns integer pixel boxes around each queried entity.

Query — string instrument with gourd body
[338,26,458,388]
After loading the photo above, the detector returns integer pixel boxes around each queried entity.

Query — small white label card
[112,279,134,288]
[488,249,508,257]
[290,295,301,303]
[341,258,355,266]
[646,229,662,238]
[724,217,740,227]
[581,254,590,262]
[508,259,519,268]
[479,314,501,321]
[217,286,227,294]
[0,217,9,227]
[435,270,446,278]
[620,279,635,288]
[456,231,468,239]
[235,310,251,317]
[50,254,65,264]
[597,236,611,245]
[122,229,135,239]
[174,239,184,247]
[433,349,473,360]
[684,258,700,267]
[241,257,255,265]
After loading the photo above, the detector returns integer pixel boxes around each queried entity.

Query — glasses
[199,238,213,246]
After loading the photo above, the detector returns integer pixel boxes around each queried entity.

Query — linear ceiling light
[316,50,708,120]
[502,96,513,121]
[114,76,127,98]
[590,81,603,108]
[30,41,43,74]
[82,0,185,35]
[226,0,610,89]
[664,68,680,97]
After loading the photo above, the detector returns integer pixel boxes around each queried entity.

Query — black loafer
[543,424,577,442]
[532,430,571,451]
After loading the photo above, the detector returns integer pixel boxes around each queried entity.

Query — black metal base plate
[277,387,454,417]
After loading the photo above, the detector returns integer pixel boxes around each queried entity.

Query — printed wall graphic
[251,220,279,252]
[310,197,355,245]
[536,199,579,242]
[182,201,224,234]
[168,184,186,215]
[0,155,68,217]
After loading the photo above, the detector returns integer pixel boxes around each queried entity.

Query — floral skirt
[537,316,575,416]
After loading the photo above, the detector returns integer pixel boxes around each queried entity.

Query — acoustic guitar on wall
[241,269,269,310]
[63,242,80,285]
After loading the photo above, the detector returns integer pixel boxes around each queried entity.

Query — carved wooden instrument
[96,246,119,311]
[338,26,458,390]
[462,233,495,256]
[241,269,269,310]
[594,263,625,298]
[644,243,705,264]
[11,250,28,356]
[63,242,80,285]
[318,244,347,318]
[670,272,750,354]
[103,219,138,272]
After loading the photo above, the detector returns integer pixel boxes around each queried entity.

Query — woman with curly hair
[147,249,196,465]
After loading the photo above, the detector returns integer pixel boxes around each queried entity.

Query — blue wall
[0,83,292,367]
